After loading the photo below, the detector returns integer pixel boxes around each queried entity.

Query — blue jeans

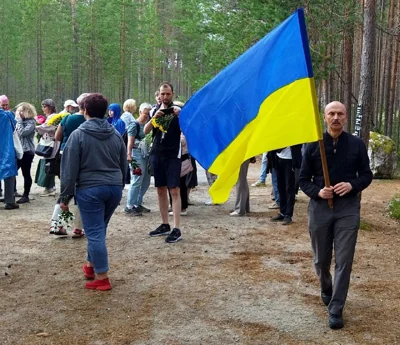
[272,168,280,204]
[76,185,123,274]
[259,152,268,182]
[127,149,150,207]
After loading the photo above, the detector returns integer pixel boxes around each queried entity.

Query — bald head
[324,101,347,137]
[324,101,346,115]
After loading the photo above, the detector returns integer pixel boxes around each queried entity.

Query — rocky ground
[0,159,399,345]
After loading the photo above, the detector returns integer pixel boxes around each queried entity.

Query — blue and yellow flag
[179,8,323,204]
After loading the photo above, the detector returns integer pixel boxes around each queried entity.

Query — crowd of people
[0,86,373,329]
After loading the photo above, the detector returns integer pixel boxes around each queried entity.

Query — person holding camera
[144,82,182,243]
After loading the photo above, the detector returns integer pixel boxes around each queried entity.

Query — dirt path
[1,161,399,345]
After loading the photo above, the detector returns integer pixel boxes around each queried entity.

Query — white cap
[64,99,78,108]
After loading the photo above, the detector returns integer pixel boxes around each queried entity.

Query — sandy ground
[0,158,399,345]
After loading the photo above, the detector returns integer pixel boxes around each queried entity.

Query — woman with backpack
[125,102,152,216]
[14,103,37,204]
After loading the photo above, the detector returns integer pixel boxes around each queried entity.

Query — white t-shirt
[277,147,292,160]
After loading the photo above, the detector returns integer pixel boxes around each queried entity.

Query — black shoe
[17,196,30,204]
[282,216,292,225]
[124,206,142,216]
[137,205,151,213]
[149,224,171,237]
[0,198,4,203]
[321,287,332,306]
[5,203,19,210]
[329,313,344,329]
[14,192,22,198]
[165,228,182,243]
[271,213,285,222]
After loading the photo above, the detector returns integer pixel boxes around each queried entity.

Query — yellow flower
[47,113,68,127]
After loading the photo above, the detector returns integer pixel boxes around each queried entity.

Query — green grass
[359,220,373,231]
[388,194,400,220]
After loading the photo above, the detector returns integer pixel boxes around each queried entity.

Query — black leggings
[17,152,34,197]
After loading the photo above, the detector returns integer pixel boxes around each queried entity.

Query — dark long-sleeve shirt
[299,131,373,200]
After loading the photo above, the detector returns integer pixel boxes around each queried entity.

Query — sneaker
[17,196,30,204]
[271,213,285,222]
[229,211,244,217]
[4,203,19,210]
[251,180,266,187]
[282,216,292,225]
[329,313,344,329]
[168,205,172,212]
[204,198,220,206]
[165,228,182,243]
[124,206,142,216]
[53,226,68,237]
[169,210,188,216]
[137,205,151,213]
[149,224,171,237]
[268,202,280,209]
[40,189,56,197]
[82,264,95,279]
[85,278,112,291]
[72,229,85,239]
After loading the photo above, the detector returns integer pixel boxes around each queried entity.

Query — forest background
[0,0,399,151]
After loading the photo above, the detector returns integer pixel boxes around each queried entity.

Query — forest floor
[1,160,399,345]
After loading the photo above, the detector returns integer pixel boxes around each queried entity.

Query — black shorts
[150,155,181,188]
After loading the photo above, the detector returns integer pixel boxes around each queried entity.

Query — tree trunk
[71,0,79,99]
[384,0,395,136]
[358,0,377,147]
[387,0,399,138]
[343,3,355,132]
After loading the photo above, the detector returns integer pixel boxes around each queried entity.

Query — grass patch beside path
[388,194,400,220]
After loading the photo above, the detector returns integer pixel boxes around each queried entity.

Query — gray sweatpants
[234,160,250,215]
[308,195,361,315]
[4,176,16,204]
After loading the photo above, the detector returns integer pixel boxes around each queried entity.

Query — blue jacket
[107,103,126,136]
[0,110,18,180]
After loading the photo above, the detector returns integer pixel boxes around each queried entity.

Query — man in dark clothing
[299,101,373,330]
[270,145,302,225]
[144,82,182,243]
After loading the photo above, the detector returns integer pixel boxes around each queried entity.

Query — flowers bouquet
[47,112,68,127]
[151,114,174,133]
[130,159,142,176]
[54,210,75,233]
[35,115,46,125]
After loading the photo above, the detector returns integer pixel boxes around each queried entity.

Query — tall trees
[1,0,399,150]
[358,0,377,147]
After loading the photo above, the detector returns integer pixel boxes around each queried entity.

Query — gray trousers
[4,176,16,204]
[308,195,361,315]
[234,160,250,215]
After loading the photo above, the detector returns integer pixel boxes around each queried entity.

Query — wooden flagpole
[318,139,333,208]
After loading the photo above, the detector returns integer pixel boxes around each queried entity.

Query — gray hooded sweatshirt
[60,118,127,198]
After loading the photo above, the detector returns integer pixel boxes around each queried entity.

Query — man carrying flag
[300,101,372,329]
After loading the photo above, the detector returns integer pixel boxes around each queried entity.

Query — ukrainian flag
[179,8,323,204]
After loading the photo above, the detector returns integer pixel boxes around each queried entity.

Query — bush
[388,195,400,220]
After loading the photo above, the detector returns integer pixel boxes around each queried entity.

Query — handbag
[180,158,193,177]
[9,118,24,160]
[35,134,55,157]
[13,131,24,160]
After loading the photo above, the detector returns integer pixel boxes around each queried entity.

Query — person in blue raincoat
[0,108,19,209]
[107,103,125,136]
